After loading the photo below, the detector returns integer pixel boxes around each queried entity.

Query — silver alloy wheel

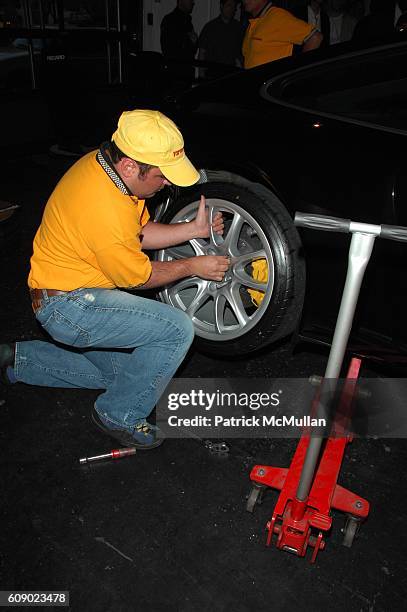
[157,198,275,341]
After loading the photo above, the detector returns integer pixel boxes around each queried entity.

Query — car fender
[154,168,292,224]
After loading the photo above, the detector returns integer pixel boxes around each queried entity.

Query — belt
[29,288,68,314]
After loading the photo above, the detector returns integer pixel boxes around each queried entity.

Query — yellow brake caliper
[247,259,268,307]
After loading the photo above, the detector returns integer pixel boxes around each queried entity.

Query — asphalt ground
[0,150,406,611]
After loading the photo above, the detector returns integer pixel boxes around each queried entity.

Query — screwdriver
[79,447,136,464]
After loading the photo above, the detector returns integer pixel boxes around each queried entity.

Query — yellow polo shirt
[243,6,314,69]
[28,152,151,291]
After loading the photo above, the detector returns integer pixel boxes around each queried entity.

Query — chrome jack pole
[294,218,380,501]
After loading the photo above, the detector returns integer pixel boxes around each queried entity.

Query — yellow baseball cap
[111,109,200,187]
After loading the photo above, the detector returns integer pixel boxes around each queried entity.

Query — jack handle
[294,212,407,243]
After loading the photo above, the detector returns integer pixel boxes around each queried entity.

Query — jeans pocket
[39,309,90,347]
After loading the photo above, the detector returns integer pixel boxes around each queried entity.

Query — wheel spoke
[222,285,250,327]
[185,283,210,317]
[167,278,209,313]
[208,204,224,248]
[214,294,227,334]
[165,246,193,260]
[235,248,268,265]
[213,292,244,334]
[167,277,198,300]
[222,212,245,253]
[233,268,268,292]
[189,238,207,256]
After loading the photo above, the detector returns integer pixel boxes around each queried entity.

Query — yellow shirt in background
[28,152,152,291]
[243,6,314,69]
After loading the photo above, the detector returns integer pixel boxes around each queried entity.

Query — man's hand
[140,254,231,289]
[140,196,224,249]
[191,195,224,239]
[188,254,230,281]
[303,30,323,53]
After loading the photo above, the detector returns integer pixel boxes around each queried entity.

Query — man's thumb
[198,195,206,213]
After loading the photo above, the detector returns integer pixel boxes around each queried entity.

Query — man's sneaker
[0,343,15,385]
[91,407,164,450]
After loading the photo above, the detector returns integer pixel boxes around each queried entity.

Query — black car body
[154,39,407,362]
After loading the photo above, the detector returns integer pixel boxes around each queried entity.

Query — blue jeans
[15,288,194,428]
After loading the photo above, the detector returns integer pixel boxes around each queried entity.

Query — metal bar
[325,232,376,378]
[22,0,37,89]
[105,0,112,84]
[296,231,377,501]
[27,0,33,28]
[38,0,45,29]
[117,0,123,84]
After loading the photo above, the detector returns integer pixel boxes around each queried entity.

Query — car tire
[156,181,305,355]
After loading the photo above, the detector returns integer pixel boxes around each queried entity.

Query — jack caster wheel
[342,516,361,548]
[246,483,267,513]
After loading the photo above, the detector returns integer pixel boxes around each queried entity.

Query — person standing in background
[395,0,407,25]
[325,0,357,44]
[293,0,331,48]
[344,0,366,21]
[242,0,322,69]
[198,0,246,78]
[352,0,395,45]
[160,0,198,84]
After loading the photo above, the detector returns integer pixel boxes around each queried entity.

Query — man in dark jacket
[160,0,198,83]
[198,0,246,78]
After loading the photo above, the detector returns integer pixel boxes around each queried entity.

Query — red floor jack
[247,213,407,562]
